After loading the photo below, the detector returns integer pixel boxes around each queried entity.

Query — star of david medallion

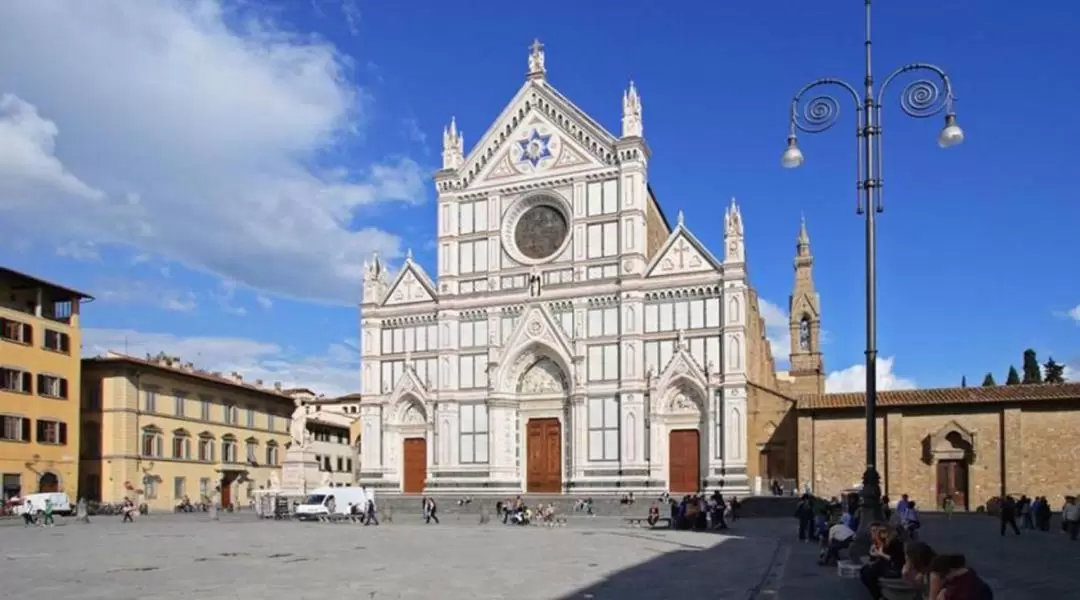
[510,127,560,172]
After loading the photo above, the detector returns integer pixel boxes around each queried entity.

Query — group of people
[865,526,993,600]
[345,497,381,525]
[653,491,736,531]
[20,498,56,527]
[495,496,558,525]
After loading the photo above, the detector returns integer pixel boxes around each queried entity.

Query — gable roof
[381,258,438,307]
[456,78,619,188]
[797,382,1080,411]
[643,216,723,277]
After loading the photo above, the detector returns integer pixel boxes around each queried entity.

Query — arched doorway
[38,472,59,493]
[514,354,569,494]
[661,384,705,494]
[929,423,974,510]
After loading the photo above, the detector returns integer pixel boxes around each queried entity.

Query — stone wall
[799,401,1080,510]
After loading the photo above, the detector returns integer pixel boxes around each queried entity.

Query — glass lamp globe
[781,136,804,169]
[937,114,964,148]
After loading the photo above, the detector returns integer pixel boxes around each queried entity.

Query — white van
[15,492,73,517]
[295,487,370,520]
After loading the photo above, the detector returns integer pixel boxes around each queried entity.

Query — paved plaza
[1,513,1077,599]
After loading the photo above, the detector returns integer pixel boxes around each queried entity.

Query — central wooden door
[526,418,562,493]
[220,481,231,508]
[669,429,700,494]
[403,438,427,494]
[936,460,968,510]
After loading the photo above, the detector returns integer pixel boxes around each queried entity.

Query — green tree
[1022,349,1043,384]
[1006,366,1021,385]
[981,373,996,386]
[1043,357,1066,384]
[961,376,967,388]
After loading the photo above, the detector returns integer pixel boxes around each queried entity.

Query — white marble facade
[357,41,751,495]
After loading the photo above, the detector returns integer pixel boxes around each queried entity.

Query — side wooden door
[403,438,427,494]
[668,430,700,494]
[526,418,562,493]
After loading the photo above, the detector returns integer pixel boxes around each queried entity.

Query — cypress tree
[1005,366,1021,385]
[1022,349,1043,384]
[961,376,967,388]
[1043,358,1066,384]
[981,373,996,386]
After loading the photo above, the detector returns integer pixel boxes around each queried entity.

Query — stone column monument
[281,398,318,497]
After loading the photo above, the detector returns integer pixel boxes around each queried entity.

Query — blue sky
[1,0,1077,395]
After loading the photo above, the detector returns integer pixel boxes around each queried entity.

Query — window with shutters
[36,419,67,445]
[245,438,258,463]
[144,389,157,413]
[198,434,215,462]
[0,318,32,344]
[42,329,70,353]
[37,374,68,399]
[172,430,191,460]
[0,368,32,393]
[141,426,163,457]
[1,415,31,442]
[265,442,279,465]
[222,436,238,463]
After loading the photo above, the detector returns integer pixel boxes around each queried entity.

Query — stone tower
[787,217,824,394]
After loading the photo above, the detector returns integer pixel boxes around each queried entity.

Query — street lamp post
[780,0,963,558]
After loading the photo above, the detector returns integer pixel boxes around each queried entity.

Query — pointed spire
[527,38,546,79]
[725,197,743,238]
[797,214,811,251]
[441,116,464,170]
[622,80,643,138]
[677,209,684,226]
[406,248,413,261]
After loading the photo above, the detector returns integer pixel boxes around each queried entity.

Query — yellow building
[80,352,295,511]
[1,266,91,502]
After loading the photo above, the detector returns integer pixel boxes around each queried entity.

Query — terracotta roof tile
[82,353,293,403]
[797,382,1080,411]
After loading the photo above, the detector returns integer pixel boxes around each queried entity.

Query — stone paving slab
[774,514,1080,599]
[0,515,784,600]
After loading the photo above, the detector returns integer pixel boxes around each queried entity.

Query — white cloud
[96,278,198,312]
[0,1,426,305]
[825,356,917,393]
[255,293,273,310]
[757,299,791,363]
[82,328,360,398]
[1067,305,1080,323]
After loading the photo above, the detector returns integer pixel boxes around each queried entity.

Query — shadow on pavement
[552,525,785,599]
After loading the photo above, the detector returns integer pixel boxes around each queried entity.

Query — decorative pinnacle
[527,38,546,78]
[798,214,810,246]
[406,248,413,261]
[677,210,684,226]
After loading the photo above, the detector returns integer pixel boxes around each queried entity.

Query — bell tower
[788,217,824,393]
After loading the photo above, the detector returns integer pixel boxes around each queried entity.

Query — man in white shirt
[1063,496,1080,541]
[819,522,856,565]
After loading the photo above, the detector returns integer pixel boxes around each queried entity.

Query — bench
[624,516,671,528]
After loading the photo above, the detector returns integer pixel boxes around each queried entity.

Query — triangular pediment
[458,80,618,190]
[789,292,820,319]
[644,222,722,278]
[389,364,428,403]
[504,303,575,361]
[656,344,710,398]
[382,260,438,307]
[472,112,608,186]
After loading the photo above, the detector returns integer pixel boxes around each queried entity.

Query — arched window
[171,429,191,460]
[141,426,163,458]
[265,441,279,466]
[221,435,238,463]
[197,432,215,462]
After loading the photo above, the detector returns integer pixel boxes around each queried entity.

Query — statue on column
[289,399,309,449]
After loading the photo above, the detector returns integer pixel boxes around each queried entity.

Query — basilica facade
[356,41,824,495]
